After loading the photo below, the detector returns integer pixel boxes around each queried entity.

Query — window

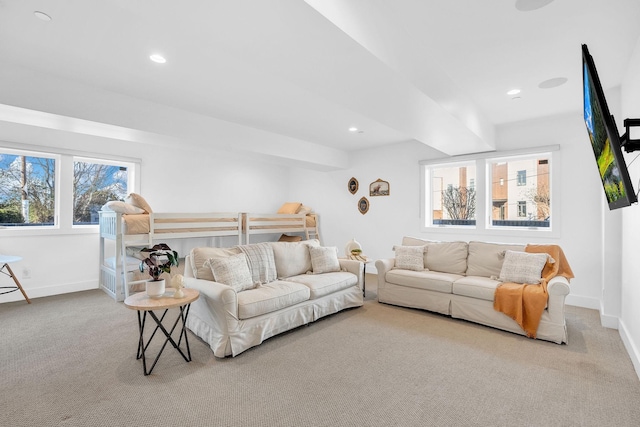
[487,153,550,228]
[427,162,476,227]
[73,159,130,225]
[517,201,527,217]
[0,151,56,227]
[0,146,138,231]
[421,146,556,234]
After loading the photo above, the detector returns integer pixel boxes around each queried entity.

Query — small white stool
[0,255,31,304]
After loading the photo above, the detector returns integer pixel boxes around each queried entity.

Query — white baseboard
[618,319,640,381]
[565,294,600,310]
[599,300,620,329]
[0,280,97,303]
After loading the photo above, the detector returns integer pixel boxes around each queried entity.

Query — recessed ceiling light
[34,11,52,21]
[348,127,359,132]
[538,77,568,89]
[511,96,522,101]
[149,54,167,64]
[507,89,521,96]
[515,0,554,12]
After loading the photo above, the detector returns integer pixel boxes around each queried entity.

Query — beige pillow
[298,205,313,215]
[393,245,426,271]
[499,250,552,284]
[190,247,241,280]
[277,202,302,214]
[101,201,145,215]
[425,241,468,275]
[466,242,526,277]
[270,240,320,278]
[309,246,340,274]
[208,253,254,292]
[125,193,153,214]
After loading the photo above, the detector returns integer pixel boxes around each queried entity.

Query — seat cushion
[287,272,357,299]
[385,269,460,294]
[237,281,310,320]
[452,276,501,301]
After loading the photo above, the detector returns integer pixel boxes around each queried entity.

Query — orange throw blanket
[493,245,574,338]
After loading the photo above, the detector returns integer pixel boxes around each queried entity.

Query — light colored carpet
[2,280,639,427]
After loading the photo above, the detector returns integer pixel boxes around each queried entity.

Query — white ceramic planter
[145,279,166,298]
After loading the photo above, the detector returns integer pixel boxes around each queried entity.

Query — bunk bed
[99,211,243,301]
[98,197,321,302]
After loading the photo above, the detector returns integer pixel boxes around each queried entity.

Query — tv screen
[582,44,637,209]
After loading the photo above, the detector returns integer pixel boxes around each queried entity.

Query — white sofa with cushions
[375,236,571,344]
[183,240,364,357]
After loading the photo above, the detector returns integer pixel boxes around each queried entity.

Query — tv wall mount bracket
[621,118,640,153]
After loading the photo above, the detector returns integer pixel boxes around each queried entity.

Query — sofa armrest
[184,277,239,320]
[339,259,364,290]
[546,276,570,324]
[375,258,395,291]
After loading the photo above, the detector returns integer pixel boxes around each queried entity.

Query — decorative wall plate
[358,197,369,215]
[348,177,359,194]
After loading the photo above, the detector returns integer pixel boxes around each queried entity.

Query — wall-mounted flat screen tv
[582,44,637,209]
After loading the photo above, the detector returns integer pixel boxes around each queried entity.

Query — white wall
[0,132,290,302]
[289,112,606,310]
[620,35,640,378]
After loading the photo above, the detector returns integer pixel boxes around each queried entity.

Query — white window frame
[0,141,140,236]
[420,145,560,238]
[422,160,478,229]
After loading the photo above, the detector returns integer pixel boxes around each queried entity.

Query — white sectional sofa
[183,240,364,357]
[375,236,571,344]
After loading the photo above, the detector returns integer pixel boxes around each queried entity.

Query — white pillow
[499,250,552,284]
[309,246,341,274]
[393,245,426,271]
[207,253,255,292]
[101,201,145,215]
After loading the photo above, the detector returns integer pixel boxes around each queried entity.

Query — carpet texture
[2,283,639,427]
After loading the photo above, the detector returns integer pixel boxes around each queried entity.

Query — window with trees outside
[422,147,555,233]
[0,148,137,229]
[428,162,476,226]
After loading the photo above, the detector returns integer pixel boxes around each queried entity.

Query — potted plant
[139,243,179,298]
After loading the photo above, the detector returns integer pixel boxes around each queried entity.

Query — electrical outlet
[22,267,31,279]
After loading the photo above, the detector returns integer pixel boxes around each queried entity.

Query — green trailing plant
[139,243,179,282]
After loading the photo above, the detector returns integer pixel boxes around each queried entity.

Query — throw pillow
[125,193,153,213]
[190,247,241,280]
[235,243,277,284]
[309,246,341,274]
[499,250,553,284]
[393,245,426,271]
[207,253,255,292]
[277,202,302,214]
[101,200,146,215]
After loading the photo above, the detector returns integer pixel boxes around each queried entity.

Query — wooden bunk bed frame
[99,211,243,301]
[243,212,320,244]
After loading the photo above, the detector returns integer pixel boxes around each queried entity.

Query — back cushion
[190,247,241,281]
[401,236,439,267]
[425,241,468,274]
[466,241,526,278]
[401,236,439,246]
[270,239,320,278]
